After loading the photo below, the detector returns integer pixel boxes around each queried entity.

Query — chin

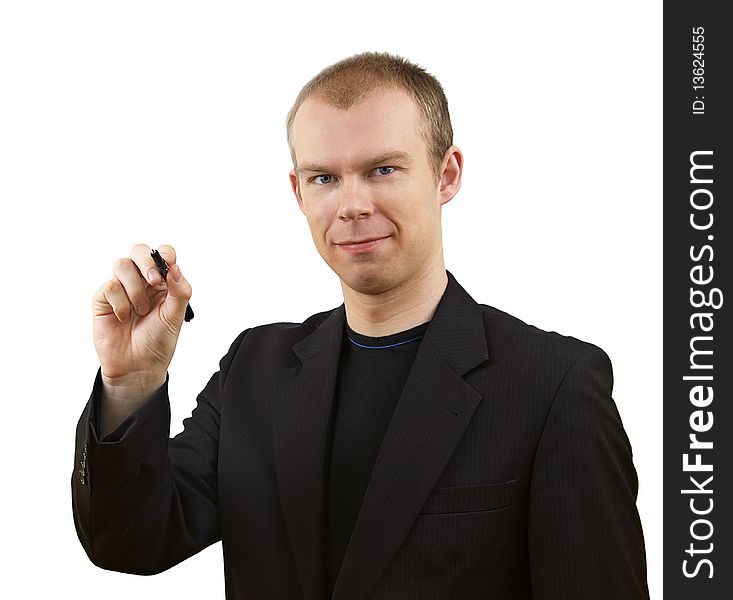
[338,265,395,295]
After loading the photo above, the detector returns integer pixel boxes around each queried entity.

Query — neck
[341,262,448,337]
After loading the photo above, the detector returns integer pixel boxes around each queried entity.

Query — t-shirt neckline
[345,320,430,350]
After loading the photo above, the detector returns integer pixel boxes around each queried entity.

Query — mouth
[336,236,390,253]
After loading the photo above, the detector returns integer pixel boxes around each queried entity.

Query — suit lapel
[272,305,345,600]
[332,273,490,600]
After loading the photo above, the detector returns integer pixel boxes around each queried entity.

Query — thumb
[160,263,192,327]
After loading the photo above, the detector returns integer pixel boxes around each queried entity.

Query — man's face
[289,88,460,295]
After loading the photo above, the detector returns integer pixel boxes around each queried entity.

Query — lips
[336,236,390,252]
[338,237,386,245]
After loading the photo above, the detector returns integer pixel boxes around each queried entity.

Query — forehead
[291,89,427,169]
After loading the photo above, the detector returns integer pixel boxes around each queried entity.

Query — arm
[71,329,247,575]
[528,346,649,599]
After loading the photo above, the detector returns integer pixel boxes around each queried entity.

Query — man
[73,52,649,599]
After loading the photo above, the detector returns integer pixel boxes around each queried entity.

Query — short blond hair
[286,52,453,179]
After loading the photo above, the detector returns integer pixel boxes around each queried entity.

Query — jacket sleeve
[71,329,249,575]
[527,345,650,599]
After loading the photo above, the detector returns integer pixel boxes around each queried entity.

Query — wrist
[100,370,166,404]
[97,371,166,439]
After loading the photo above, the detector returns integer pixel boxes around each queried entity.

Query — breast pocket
[399,479,518,556]
[418,479,516,515]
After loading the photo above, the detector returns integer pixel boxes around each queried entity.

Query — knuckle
[103,279,121,295]
[130,243,150,256]
[113,257,132,272]
[92,285,108,308]
[158,244,176,262]
[125,280,147,302]
[115,311,129,323]
[113,302,130,320]
[131,293,149,308]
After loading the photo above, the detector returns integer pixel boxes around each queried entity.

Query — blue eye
[314,174,333,185]
[375,166,395,176]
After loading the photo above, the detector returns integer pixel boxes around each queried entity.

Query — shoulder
[466,302,616,431]
[476,301,612,379]
[244,306,336,344]
[444,272,610,372]
[220,306,341,372]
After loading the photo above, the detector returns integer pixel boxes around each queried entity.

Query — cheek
[303,202,335,241]
[392,196,439,234]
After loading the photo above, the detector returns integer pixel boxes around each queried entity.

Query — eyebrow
[296,151,414,175]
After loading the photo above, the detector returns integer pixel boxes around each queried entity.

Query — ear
[438,146,463,206]
[289,169,305,213]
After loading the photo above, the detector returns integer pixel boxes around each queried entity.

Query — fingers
[157,244,177,266]
[92,244,184,324]
[129,243,160,285]
[129,243,178,285]
[93,278,132,323]
[159,261,193,326]
[113,257,151,316]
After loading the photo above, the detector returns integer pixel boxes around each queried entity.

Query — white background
[0,1,661,597]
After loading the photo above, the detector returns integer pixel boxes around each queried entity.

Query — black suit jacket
[72,272,649,599]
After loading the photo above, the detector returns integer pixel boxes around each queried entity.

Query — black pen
[151,249,194,322]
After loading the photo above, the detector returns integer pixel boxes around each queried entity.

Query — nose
[337,178,375,221]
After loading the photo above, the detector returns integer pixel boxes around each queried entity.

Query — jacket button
[79,442,88,485]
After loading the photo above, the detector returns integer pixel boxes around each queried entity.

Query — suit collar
[423,270,489,375]
[291,271,488,372]
[292,303,346,363]
[273,271,489,600]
